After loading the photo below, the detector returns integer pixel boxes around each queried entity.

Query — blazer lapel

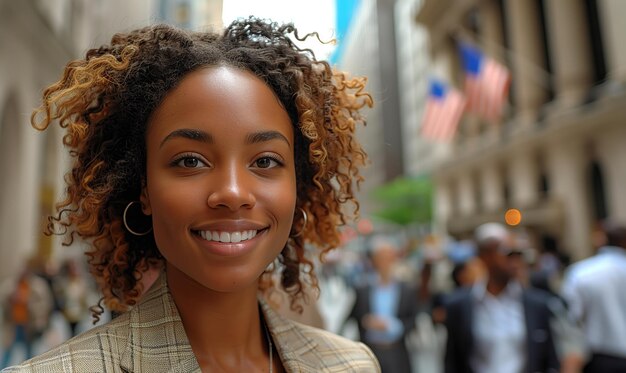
[261,298,320,373]
[119,273,200,373]
[117,275,332,373]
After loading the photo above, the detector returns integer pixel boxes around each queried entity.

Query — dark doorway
[590,160,608,221]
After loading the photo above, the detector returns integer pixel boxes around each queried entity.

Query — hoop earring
[123,201,152,236]
[291,207,308,237]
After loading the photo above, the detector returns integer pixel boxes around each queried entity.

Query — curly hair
[32,17,372,319]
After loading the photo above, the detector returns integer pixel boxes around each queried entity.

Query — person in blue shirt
[347,236,418,372]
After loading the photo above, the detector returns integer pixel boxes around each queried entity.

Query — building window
[503,173,511,208]
[537,153,549,198]
[497,0,514,108]
[589,160,608,221]
[474,173,483,213]
[584,0,607,86]
[538,172,549,198]
[536,0,555,103]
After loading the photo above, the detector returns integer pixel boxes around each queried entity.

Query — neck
[166,264,269,371]
[378,271,393,285]
[486,275,509,296]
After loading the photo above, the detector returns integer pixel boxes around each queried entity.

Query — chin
[194,269,265,293]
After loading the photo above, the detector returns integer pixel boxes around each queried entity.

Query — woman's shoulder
[261,297,380,371]
[297,320,376,352]
[2,312,132,372]
[274,318,381,372]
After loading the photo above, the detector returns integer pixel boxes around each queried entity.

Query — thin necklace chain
[264,322,273,373]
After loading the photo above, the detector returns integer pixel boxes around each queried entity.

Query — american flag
[459,42,511,123]
[420,79,467,142]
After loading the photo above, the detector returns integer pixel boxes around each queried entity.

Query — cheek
[258,177,297,234]
[151,182,201,215]
[147,177,206,238]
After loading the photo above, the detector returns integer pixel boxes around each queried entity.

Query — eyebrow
[245,131,291,148]
[160,128,291,149]
[160,129,213,148]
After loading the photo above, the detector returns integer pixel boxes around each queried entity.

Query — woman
[3,17,378,372]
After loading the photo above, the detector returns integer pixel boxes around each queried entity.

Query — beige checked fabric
[2,273,380,372]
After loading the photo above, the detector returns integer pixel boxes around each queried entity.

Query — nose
[207,164,256,211]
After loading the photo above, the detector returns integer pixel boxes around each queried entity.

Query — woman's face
[141,66,297,292]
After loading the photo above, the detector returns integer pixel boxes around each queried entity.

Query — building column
[481,0,506,141]
[503,0,549,125]
[544,0,594,107]
[376,0,404,180]
[431,37,460,88]
[434,179,453,238]
[480,163,504,212]
[594,125,626,222]
[597,0,626,84]
[546,140,592,260]
[509,151,539,208]
[457,172,476,216]
[0,88,44,280]
[0,93,23,279]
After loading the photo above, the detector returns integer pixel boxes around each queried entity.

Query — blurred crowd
[318,220,626,373]
[0,257,101,368]
[2,221,625,373]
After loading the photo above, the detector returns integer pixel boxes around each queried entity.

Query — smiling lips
[197,229,259,243]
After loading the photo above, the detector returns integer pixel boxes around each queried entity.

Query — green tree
[370,176,433,226]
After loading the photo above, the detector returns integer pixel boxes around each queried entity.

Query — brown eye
[255,157,273,169]
[253,156,282,169]
[183,158,198,168]
[174,156,206,168]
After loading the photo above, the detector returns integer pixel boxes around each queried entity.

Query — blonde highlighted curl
[32,17,372,320]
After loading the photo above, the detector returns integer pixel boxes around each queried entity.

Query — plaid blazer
[3,274,380,372]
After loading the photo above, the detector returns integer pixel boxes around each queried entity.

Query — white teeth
[231,232,241,243]
[219,232,230,242]
[198,229,260,243]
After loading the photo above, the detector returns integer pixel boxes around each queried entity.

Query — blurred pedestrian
[431,257,485,325]
[561,222,626,373]
[56,259,90,337]
[444,222,560,373]
[1,263,53,368]
[450,257,485,290]
[347,236,418,373]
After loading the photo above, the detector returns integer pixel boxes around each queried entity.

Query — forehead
[146,66,293,140]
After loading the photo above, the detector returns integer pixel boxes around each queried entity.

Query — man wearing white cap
[444,222,560,373]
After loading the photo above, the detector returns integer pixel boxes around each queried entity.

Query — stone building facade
[415,0,626,260]
[0,0,223,283]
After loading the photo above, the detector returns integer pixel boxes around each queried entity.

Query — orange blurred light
[504,208,522,226]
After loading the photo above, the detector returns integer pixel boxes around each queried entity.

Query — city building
[338,0,413,218]
[415,0,626,260]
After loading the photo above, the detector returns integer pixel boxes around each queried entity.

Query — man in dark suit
[347,236,418,373]
[444,223,560,373]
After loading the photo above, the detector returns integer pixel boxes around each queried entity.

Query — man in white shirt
[444,222,560,373]
[562,223,626,373]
